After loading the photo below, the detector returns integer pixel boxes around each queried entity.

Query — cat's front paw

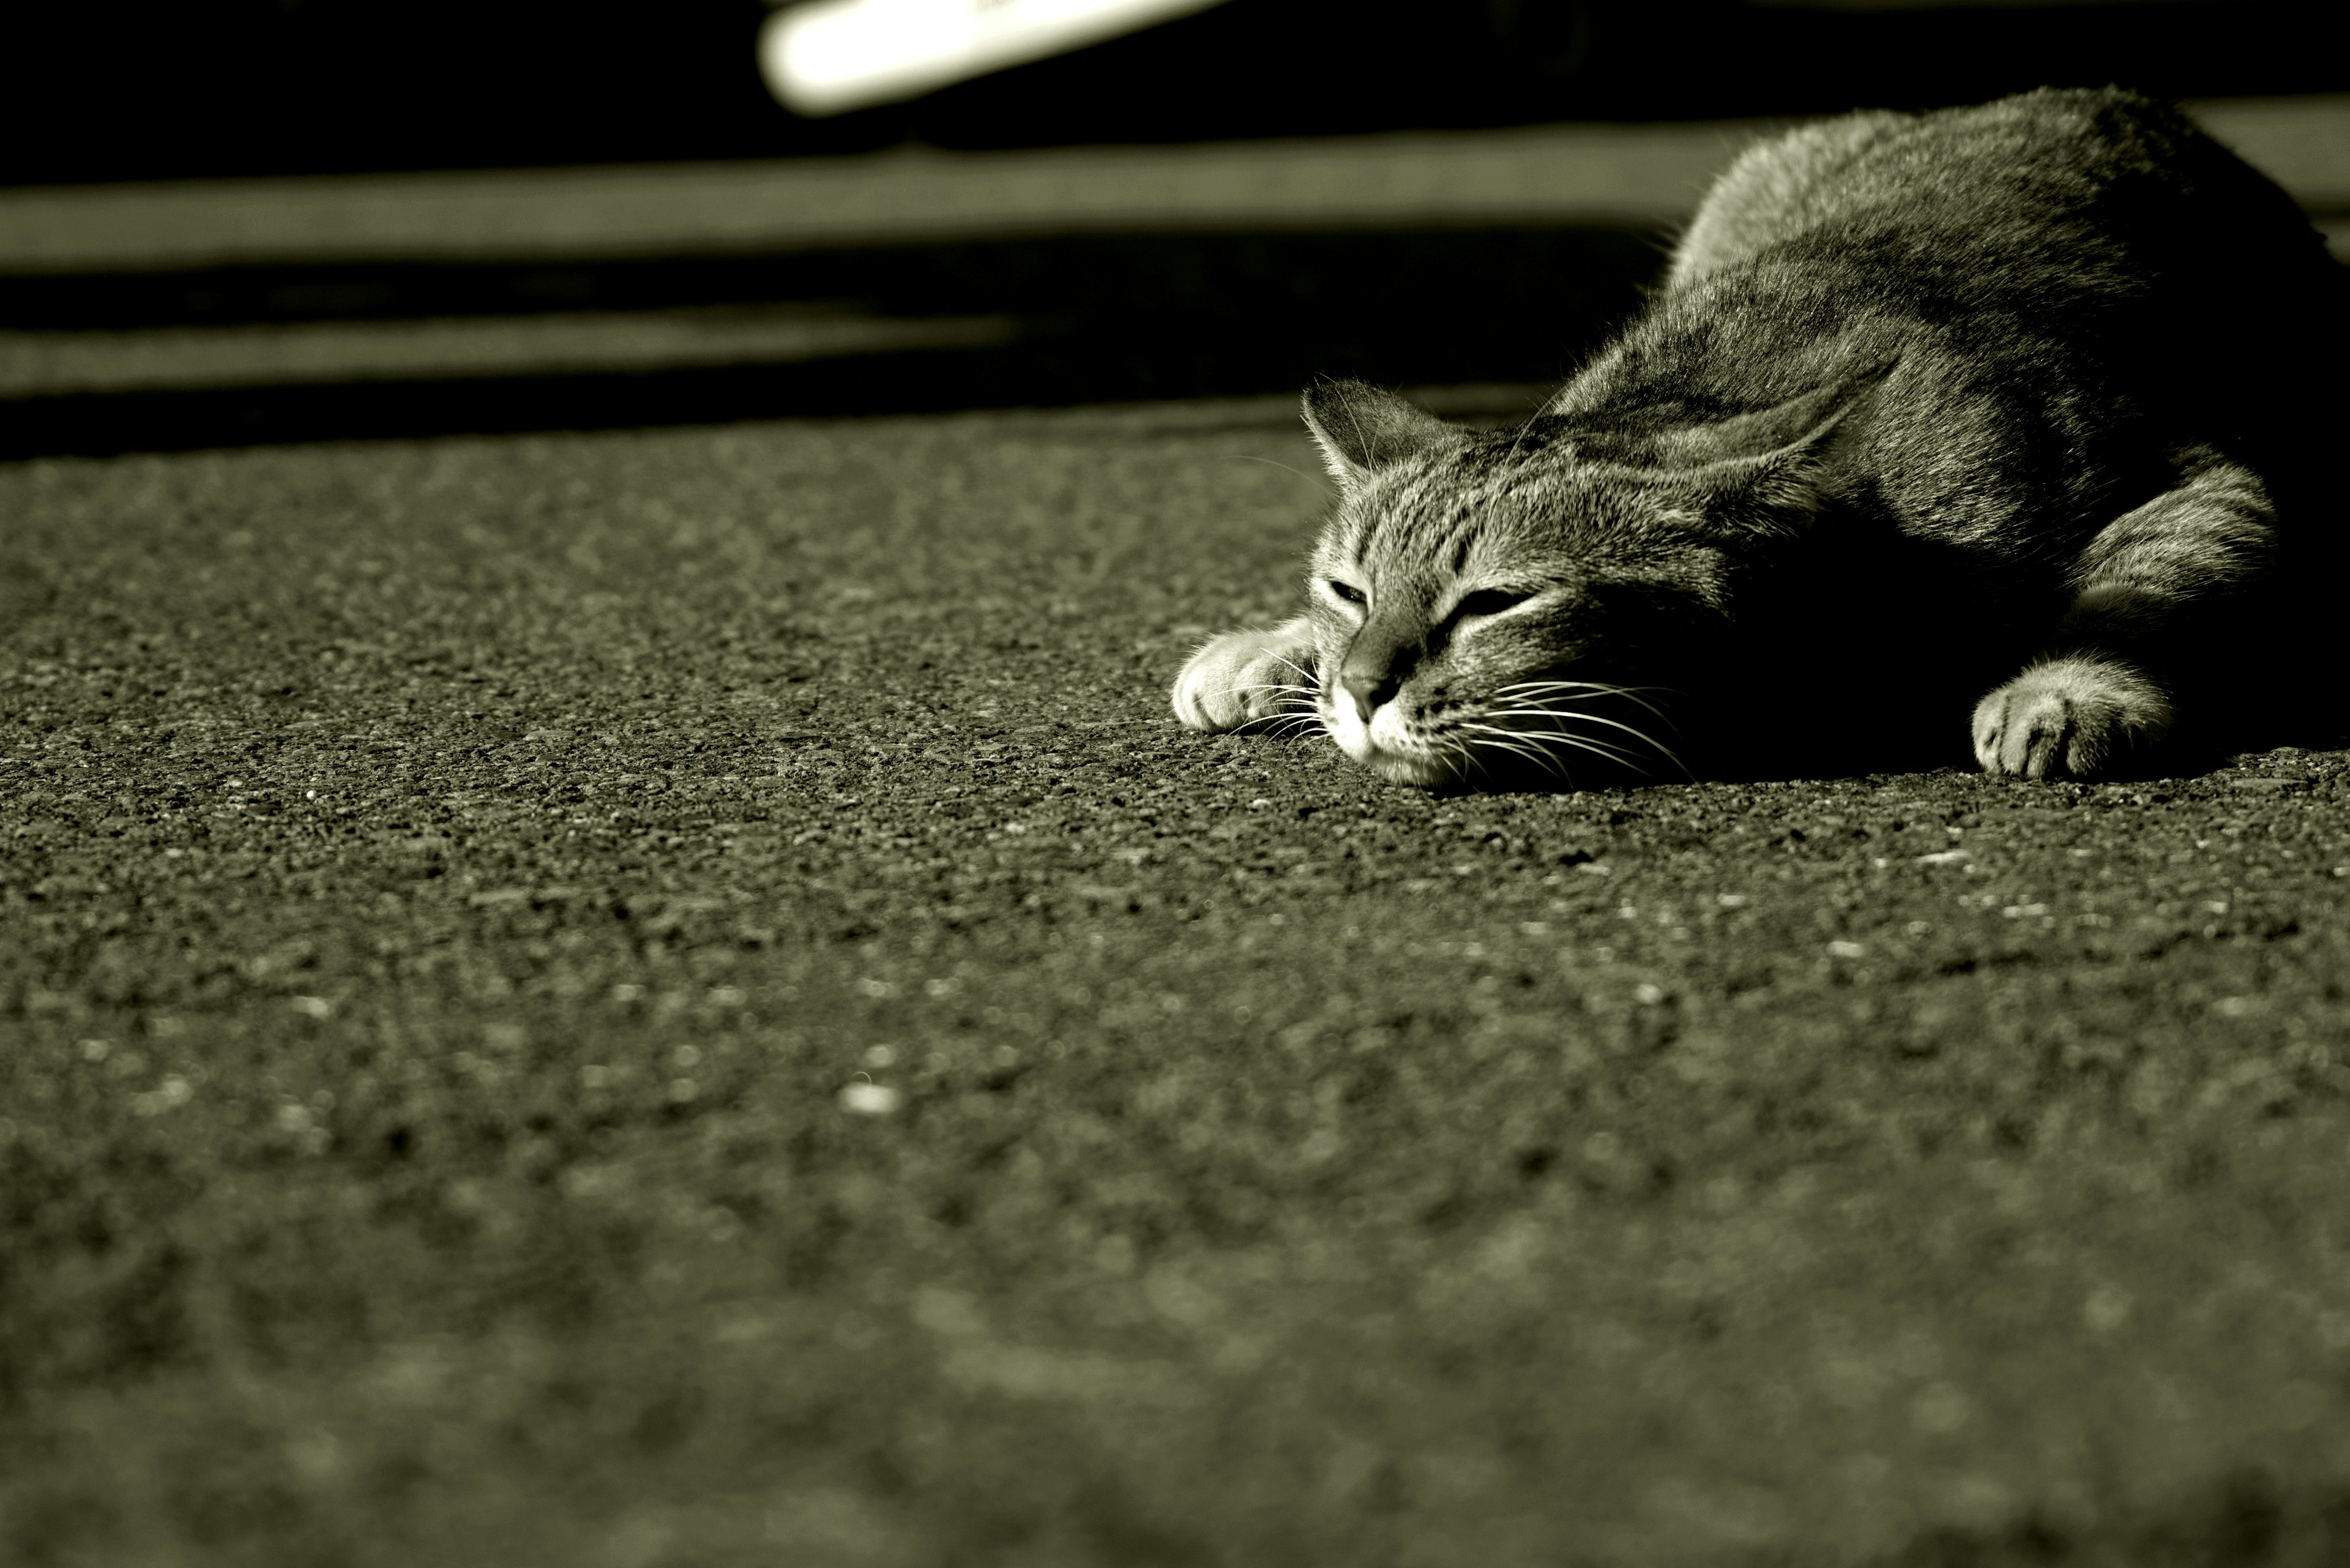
[1171,618,1318,732]
[1972,657,2171,780]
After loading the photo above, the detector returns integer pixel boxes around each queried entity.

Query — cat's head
[1299,378,1862,787]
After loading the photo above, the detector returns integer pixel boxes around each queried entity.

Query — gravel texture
[5,398,2350,1566]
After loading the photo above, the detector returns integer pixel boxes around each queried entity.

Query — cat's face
[1299,381,1846,788]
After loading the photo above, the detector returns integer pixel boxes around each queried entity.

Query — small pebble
[840,1081,902,1116]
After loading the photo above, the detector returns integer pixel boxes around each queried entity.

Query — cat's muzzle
[1322,693,1461,787]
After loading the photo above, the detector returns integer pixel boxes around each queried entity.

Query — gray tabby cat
[1172,88,2346,786]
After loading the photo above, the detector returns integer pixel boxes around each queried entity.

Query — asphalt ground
[7,393,2350,1567]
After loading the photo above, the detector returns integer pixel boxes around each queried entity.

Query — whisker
[1461,726,1635,761]
[1493,681,1678,723]
[1486,707,1664,744]
[1492,678,1639,695]
[1520,734,1652,775]
[1500,409,1539,471]
[1494,678,1674,703]
[1267,654,1319,685]
[1456,723,1649,775]
[1480,708,1687,771]
[1444,734,1507,782]
[1451,726,1576,778]
[1224,454,1332,493]
[1460,717,1641,754]
[1496,743,1572,779]
[1457,724,1645,761]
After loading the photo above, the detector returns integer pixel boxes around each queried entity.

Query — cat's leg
[1973,451,2275,780]
[1972,656,2173,780]
[1171,614,1320,731]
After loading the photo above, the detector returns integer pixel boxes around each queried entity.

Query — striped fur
[1174,88,2348,786]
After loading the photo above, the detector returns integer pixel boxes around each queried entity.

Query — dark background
[5,1,2344,457]
[5,0,2345,187]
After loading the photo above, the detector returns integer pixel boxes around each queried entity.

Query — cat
[1171,88,2348,787]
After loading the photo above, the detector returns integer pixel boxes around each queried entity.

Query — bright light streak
[761,0,1231,118]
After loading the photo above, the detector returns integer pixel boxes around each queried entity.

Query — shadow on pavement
[0,227,1662,459]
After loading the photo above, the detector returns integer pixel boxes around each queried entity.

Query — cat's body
[1173,88,2347,786]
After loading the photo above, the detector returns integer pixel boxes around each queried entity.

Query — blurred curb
[1,98,2340,279]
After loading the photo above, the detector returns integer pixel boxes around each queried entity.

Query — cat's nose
[1340,670,1398,723]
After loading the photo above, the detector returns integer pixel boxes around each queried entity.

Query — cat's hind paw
[1972,657,2171,780]
[1171,618,1319,732]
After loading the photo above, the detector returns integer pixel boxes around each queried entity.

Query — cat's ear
[1301,380,1461,491]
[1662,364,1894,528]
[1664,361,1894,469]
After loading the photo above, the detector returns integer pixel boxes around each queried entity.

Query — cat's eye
[1325,579,1368,607]
[1452,588,1535,620]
